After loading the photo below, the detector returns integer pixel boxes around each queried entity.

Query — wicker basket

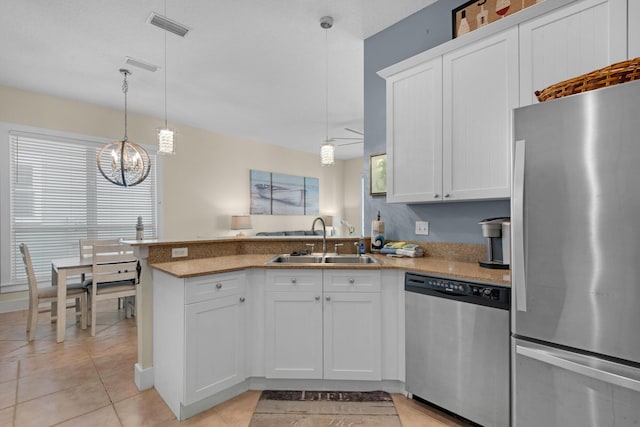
[535,58,640,102]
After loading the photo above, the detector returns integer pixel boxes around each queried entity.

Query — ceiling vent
[147,12,190,37]
[124,57,160,72]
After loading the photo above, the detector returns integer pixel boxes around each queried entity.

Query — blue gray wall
[363,0,510,244]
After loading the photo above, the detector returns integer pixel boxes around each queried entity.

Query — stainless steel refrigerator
[511,80,640,426]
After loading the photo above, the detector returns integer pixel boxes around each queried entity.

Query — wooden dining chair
[20,243,88,341]
[86,244,139,336]
[79,238,122,258]
[79,238,128,309]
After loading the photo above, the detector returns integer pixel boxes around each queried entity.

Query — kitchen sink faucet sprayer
[311,217,327,256]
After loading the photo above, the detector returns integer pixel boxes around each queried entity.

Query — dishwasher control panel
[405,273,510,310]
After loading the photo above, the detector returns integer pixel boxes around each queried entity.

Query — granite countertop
[150,253,510,286]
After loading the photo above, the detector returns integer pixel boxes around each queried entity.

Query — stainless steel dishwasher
[405,272,510,427]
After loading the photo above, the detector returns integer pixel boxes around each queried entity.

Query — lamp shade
[230,215,252,230]
[320,142,335,166]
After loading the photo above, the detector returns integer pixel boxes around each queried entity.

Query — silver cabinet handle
[291,278,297,284]
[326,296,331,301]
[434,194,440,198]
[349,278,355,284]
[216,283,222,289]
[513,140,527,312]
[315,296,320,301]
[444,193,450,198]
[239,296,245,303]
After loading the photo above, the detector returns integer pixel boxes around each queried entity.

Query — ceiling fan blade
[336,140,364,147]
[344,127,364,136]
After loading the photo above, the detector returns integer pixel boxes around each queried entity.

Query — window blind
[8,132,157,289]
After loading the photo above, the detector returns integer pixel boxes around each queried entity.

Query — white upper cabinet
[442,27,518,201]
[385,57,443,203]
[519,0,628,106]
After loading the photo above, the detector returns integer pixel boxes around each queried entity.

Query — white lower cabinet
[323,291,381,380]
[265,290,323,379]
[153,270,248,419]
[184,294,245,404]
[265,269,382,381]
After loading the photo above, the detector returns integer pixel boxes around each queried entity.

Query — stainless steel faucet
[311,217,327,256]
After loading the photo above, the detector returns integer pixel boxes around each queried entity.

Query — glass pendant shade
[157,127,175,154]
[97,69,151,187]
[320,142,335,166]
[97,140,151,187]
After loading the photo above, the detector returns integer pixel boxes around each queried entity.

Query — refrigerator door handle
[516,344,640,392]
[513,139,527,311]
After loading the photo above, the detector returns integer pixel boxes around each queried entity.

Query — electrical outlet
[171,247,188,258]
[415,221,429,235]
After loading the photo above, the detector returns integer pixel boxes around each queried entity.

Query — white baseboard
[135,363,154,391]
[0,298,27,313]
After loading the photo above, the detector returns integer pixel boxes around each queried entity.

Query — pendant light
[157,0,175,154]
[97,69,151,187]
[320,15,335,167]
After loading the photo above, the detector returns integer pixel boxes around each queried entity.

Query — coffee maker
[478,217,511,269]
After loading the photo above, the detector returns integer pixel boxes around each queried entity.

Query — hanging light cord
[122,72,129,142]
[324,26,329,143]
[163,0,168,129]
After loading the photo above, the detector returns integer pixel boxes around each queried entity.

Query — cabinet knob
[326,296,331,301]
[444,193,450,198]
[434,194,440,198]
[349,278,355,284]
[239,296,246,303]
[291,278,297,284]
[216,283,222,289]
[315,296,321,301]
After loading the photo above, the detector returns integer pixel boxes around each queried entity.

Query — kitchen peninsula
[127,236,509,420]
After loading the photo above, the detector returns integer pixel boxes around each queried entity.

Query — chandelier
[97,69,151,187]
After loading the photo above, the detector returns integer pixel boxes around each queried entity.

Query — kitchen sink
[266,254,378,265]
[266,255,324,264]
[323,255,378,264]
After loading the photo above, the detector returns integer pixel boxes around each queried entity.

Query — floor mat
[249,390,401,427]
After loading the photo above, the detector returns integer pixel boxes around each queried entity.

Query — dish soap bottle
[358,237,365,255]
[371,211,385,253]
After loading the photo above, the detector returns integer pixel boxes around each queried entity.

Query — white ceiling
[0,0,436,160]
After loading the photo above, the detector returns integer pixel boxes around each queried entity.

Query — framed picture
[370,153,387,196]
[452,0,543,38]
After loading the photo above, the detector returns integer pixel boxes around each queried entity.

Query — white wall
[0,85,361,240]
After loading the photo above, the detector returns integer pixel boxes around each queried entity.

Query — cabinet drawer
[323,270,380,292]
[266,270,322,292]
[185,271,246,304]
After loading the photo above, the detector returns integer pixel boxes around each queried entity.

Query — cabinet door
[386,56,443,203]
[443,27,518,201]
[323,292,381,381]
[265,291,323,379]
[184,294,246,405]
[519,0,627,106]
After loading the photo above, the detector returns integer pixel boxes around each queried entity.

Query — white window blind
[8,132,157,289]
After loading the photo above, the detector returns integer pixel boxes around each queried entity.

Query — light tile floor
[0,301,470,426]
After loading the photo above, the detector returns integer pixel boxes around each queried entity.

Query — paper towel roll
[371,220,385,252]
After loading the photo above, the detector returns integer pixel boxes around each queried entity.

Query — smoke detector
[320,16,334,29]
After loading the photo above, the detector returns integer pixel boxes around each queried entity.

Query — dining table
[51,256,93,343]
